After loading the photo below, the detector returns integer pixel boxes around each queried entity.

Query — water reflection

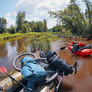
[0,38,28,73]
[0,44,7,57]
[6,41,17,59]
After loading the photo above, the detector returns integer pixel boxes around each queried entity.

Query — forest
[0,0,92,36]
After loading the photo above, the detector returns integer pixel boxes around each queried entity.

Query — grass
[27,32,60,52]
[29,32,60,41]
[0,31,72,41]
[0,32,37,41]
[0,33,23,40]
[0,32,62,52]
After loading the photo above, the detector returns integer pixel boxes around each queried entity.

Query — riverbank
[0,32,32,41]
[0,32,73,41]
[0,32,62,46]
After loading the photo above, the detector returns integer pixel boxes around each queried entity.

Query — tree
[70,0,87,32]
[43,19,48,32]
[36,21,43,32]
[20,24,28,33]
[0,17,7,33]
[29,21,35,32]
[8,25,16,34]
[29,21,47,32]
[50,25,62,32]
[16,11,25,32]
[49,5,84,35]
[24,22,32,32]
[83,0,92,34]
[49,0,92,35]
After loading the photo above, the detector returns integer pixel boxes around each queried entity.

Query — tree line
[0,11,62,34]
[0,12,48,34]
[1,0,92,36]
[49,0,92,36]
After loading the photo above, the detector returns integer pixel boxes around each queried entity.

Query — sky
[0,0,84,29]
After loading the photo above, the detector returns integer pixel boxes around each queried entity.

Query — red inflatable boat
[68,41,92,56]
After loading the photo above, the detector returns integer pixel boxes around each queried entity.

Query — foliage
[83,0,92,34]
[28,32,59,52]
[61,29,73,37]
[29,19,48,32]
[8,25,16,34]
[0,17,7,33]
[49,0,92,35]
[49,25,62,32]
[20,24,28,33]
[1,0,92,36]
[43,19,48,32]
[16,12,25,32]
[30,39,51,52]
[0,33,24,40]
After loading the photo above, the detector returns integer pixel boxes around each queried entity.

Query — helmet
[47,51,57,63]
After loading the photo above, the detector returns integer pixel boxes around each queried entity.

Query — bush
[8,26,16,34]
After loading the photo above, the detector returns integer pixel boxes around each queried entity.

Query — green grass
[27,32,61,52]
[0,32,49,40]
[0,32,61,52]
[0,32,61,46]
[29,32,60,41]
[0,31,72,41]
[0,33,23,40]
[0,32,37,40]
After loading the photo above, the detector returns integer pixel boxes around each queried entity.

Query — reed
[0,32,35,41]
[28,32,59,52]
[0,32,60,52]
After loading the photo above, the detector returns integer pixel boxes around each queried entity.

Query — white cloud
[26,17,40,22]
[6,13,11,17]
[15,0,70,28]
[16,0,24,7]
[16,0,39,15]
[47,18,57,28]
[13,11,17,16]
[5,17,15,28]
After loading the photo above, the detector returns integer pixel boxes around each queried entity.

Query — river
[0,37,92,92]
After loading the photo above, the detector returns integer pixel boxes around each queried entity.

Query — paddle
[0,66,32,91]
[60,46,68,50]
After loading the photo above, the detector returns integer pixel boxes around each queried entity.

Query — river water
[0,37,92,92]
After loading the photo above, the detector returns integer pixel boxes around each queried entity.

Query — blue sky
[0,0,18,27]
[0,0,85,28]
[0,0,18,17]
